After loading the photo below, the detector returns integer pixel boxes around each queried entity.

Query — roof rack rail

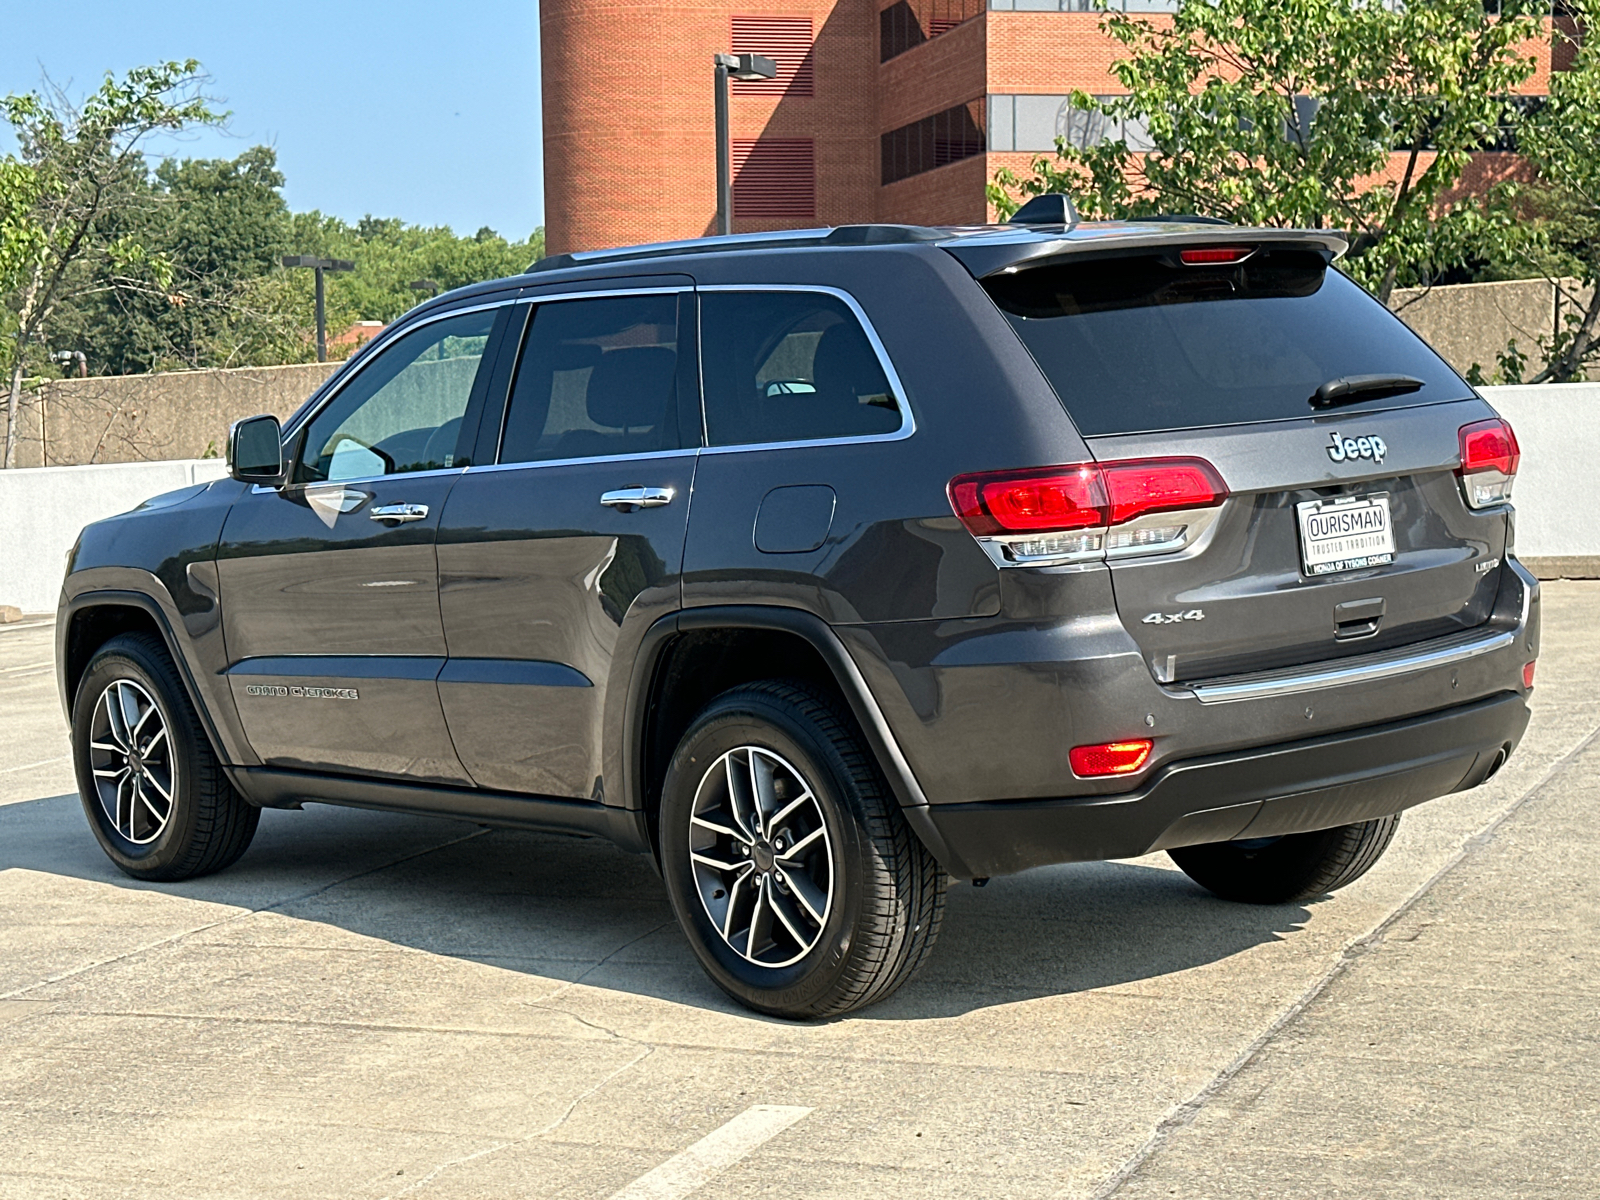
[528,223,946,273]
[1139,213,1234,226]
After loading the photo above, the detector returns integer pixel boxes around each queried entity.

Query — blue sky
[0,0,545,239]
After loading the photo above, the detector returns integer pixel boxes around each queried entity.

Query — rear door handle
[370,503,429,523]
[600,486,675,511]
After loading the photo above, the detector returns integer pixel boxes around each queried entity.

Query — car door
[435,283,699,799]
[218,301,516,783]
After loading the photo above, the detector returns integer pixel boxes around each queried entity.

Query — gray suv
[58,202,1538,1018]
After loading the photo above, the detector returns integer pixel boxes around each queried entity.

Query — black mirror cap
[228,414,284,483]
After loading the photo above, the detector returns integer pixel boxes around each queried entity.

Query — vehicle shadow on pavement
[2,793,1311,1020]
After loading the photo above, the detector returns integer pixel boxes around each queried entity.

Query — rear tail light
[949,458,1227,566]
[1070,739,1154,777]
[1457,418,1519,509]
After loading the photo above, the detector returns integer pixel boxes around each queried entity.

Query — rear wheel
[1168,815,1401,905]
[72,633,259,881]
[659,681,945,1019]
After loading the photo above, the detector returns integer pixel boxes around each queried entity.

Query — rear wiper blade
[1309,374,1425,410]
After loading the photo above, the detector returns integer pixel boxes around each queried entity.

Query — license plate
[1296,494,1395,576]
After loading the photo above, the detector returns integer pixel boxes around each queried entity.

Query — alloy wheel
[689,746,834,968]
[88,679,176,845]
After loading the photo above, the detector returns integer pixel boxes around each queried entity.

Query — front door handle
[370,503,429,523]
[600,486,675,512]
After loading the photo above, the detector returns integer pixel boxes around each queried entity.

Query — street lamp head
[408,279,440,295]
[281,255,355,272]
[714,52,777,81]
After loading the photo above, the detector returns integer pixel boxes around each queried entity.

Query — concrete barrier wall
[0,385,1594,615]
[0,460,229,614]
[1391,278,1595,382]
[0,361,339,469]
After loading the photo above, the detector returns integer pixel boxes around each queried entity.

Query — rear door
[435,283,698,798]
[983,245,1508,682]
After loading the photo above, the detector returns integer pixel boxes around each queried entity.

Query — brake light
[1103,459,1228,525]
[948,465,1106,535]
[949,458,1228,565]
[1070,739,1154,777]
[1179,246,1255,265]
[1457,418,1519,509]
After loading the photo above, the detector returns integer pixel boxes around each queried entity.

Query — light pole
[713,52,777,236]
[50,350,87,378]
[281,255,356,362]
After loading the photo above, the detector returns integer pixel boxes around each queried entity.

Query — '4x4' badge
[1142,609,1205,625]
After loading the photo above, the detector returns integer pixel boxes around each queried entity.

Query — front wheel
[72,633,260,881]
[1168,815,1401,905]
[659,681,945,1019]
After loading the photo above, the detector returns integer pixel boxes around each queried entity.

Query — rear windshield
[983,248,1469,436]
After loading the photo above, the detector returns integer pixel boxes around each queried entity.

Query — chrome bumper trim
[1186,629,1517,705]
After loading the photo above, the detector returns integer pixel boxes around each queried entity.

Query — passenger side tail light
[1457,418,1519,509]
[1070,739,1154,777]
[949,458,1228,566]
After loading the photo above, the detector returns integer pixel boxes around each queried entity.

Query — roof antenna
[1005,193,1081,227]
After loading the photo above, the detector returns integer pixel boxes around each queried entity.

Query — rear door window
[499,293,687,464]
[982,249,1470,436]
[699,290,905,447]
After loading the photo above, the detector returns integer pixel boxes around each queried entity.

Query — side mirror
[228,414,284,484]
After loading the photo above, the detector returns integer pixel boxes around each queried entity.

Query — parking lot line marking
[607,1105,813,1200]
[0,755,68,775]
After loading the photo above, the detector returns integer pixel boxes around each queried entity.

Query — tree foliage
[1,61,219,467]
[1494,4,1600,381]
[988,0,1547,302]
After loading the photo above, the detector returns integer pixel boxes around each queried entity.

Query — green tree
[988,0,1545,302]
[53,145,291,372]
[1498,7,1600,382]
[1,61,220,467]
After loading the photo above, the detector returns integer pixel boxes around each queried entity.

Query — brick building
[540,0,1573,255]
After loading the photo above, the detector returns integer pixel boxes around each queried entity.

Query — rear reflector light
[1457,418,1519,509]
[1179,246,1255,265]
[1523,661,1536,689]
[1070,739,1154,777]
[949,458,1227,565]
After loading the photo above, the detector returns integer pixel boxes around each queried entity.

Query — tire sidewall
[659,696,877,1017]
[72,639,206,877]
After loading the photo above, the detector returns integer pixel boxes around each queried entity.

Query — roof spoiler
[945,226,1349,279]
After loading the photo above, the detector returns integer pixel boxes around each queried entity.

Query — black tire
[1168,815,1401,905]
[658,680,946,1019]
[72,632,259,881]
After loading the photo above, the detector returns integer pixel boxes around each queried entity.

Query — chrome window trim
[1183,628,1517,705]
[464,447,701,477]
[250,466,467,495]
[695,283,917,453]
[280,297,519,445]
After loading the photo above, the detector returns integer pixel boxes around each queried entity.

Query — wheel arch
[59,590,239,772]
[621,606,966,874]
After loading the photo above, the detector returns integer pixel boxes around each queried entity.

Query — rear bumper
[912,690,1529,879]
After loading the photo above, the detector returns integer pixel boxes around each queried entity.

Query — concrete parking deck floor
[2,587,1596,1199]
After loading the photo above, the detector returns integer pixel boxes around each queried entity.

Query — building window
[731,18,815,96]
[732,139,816,217]
[987,95,1153,152]
[880,0,984,62]
[881,102,985,185]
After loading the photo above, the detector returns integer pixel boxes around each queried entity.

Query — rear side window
[983,249,1470,436]
[499,294,685,464]
[700,290,904,447]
